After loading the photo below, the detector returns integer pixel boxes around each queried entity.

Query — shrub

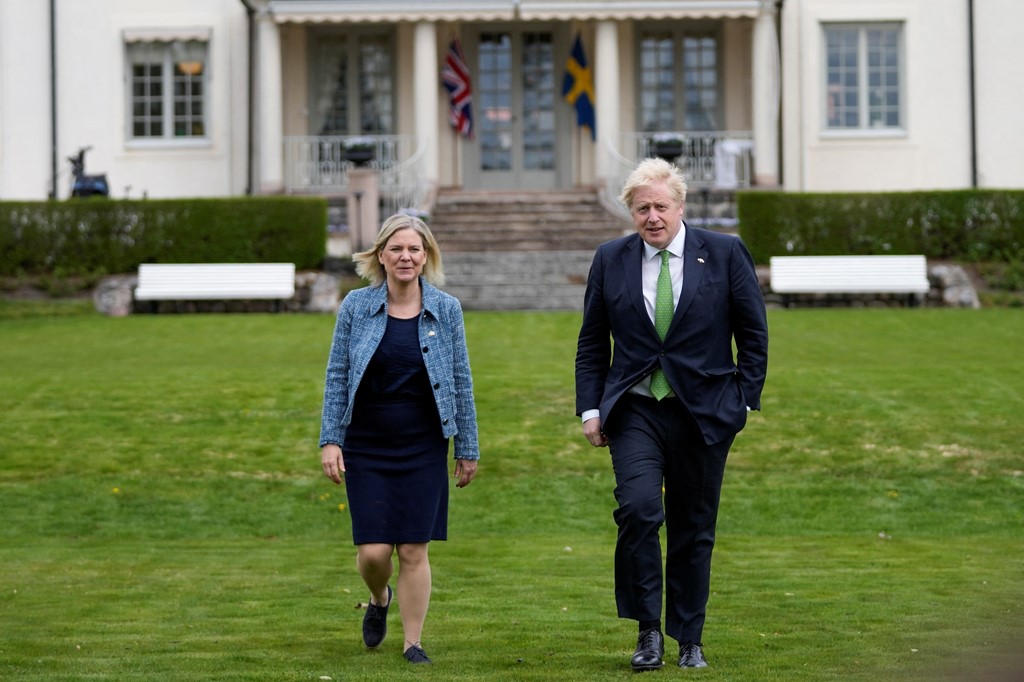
[737,189,1024,265]
[0,196,327,276]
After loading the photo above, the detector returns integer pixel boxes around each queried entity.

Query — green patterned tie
[650,250,673,400]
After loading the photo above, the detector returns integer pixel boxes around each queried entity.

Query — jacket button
[433,383,440,389]
[442,418,449,425]
[422,346,429,353]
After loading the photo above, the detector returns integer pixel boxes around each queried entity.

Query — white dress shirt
[581,224,686,423]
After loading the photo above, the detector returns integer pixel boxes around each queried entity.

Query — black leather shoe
[631,628,665,671]
[678,642,708,668]
[361,585,392,649]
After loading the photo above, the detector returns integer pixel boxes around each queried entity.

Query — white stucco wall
[973,0,1024,189]
[1,0,250,200]
[0,1,55,199]
[782,0,978,192]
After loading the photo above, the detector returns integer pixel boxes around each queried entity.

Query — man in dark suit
[575,158,768,671]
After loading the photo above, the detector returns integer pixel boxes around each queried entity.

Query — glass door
[469,29,563,190]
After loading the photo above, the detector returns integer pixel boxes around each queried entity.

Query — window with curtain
[638,27,721,133]
[315,33,394,135]
[824,23,903,131]
[128,40,207,140]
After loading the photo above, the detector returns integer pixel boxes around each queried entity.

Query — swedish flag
[562,33,596,141]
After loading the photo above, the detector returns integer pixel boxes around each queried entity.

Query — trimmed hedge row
[0,196,328,276]
[738,190,1024,265]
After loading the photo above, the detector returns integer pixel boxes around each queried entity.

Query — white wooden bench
[135,263,296,309]
[769,255,930,307]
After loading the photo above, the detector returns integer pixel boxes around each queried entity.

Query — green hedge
[738,190,1024,264]
[0,196,327,276]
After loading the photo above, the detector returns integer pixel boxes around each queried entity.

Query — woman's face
[378,228,427,284]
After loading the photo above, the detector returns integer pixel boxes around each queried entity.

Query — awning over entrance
[267,0,761,24]
[517,1,761,20]
[267,1,515,24]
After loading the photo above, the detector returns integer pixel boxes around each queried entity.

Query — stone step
[441,251,594,311]
[429,188,630,255]
[427,189,624,309]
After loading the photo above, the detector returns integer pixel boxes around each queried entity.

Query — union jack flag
[442,38,474,139]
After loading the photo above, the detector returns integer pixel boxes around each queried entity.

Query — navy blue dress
[343,315,449,544]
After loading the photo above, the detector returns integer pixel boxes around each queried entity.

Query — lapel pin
[697,257,705,264]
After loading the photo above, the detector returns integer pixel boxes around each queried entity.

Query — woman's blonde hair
[618,157,688,211]
[353,213,445,287]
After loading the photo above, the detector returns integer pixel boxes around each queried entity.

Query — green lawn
[1,304,1021,681]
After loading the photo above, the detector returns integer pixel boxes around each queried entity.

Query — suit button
[442,418,449,425]
[433,383,440,389]
[422,346,429,353]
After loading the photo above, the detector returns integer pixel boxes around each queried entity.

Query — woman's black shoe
[362,586,392,649]
[403,644,432,664]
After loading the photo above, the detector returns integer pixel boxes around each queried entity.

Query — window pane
[478,32,513,170]
[316,40,348,135]
[825,24,901,130]
[172,45,206,138]
[867,27,900,128]
[638,33,675,133]
[358,36,393,134]
[825,27,860,128]
[521,32,555,170]
[682,34,718,130]
[127,40,207,139]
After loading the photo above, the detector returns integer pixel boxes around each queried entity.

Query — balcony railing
[283,135,429,218]
[603,131,754,224]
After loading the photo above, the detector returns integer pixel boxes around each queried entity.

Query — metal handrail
[603,130,754,226]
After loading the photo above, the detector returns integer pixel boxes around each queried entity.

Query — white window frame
[125,29,211,147]
[637,23,723,134]
[822,22,905,137]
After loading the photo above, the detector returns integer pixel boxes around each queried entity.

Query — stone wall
[92,272,342,317]
[757,263,981,309]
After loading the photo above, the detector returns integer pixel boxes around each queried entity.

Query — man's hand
[583,417,608,447]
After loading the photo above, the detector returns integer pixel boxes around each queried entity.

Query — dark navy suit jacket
[575,225,768,445]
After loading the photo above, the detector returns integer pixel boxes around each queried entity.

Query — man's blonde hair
[618,157,688,211]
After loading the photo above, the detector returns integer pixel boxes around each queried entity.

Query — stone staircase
[429,189,630,310]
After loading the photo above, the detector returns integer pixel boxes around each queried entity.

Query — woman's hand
[453,458,478,488]
[321,444,345,485]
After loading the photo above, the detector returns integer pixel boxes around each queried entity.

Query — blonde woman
[320,214,480,664]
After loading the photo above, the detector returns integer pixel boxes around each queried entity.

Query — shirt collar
[642,221,687,261]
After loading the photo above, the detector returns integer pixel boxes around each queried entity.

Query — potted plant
[649,134,685,162]
[343,137,376,166]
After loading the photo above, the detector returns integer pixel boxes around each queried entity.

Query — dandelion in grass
[338,504,346,512]
[111,487,121,495]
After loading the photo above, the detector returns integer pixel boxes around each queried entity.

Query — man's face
[630,181,684,250]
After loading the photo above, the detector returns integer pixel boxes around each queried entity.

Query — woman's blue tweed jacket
[319,279,480,460]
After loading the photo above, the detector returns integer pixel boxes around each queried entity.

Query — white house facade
[1,0,1020,207]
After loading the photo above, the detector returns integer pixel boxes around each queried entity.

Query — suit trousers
[605,393,733,644]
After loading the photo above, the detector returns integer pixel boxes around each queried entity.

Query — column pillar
[256,10,284,193]
[594,21,621,185]
[413,22,440,191]
[752,0,780,187]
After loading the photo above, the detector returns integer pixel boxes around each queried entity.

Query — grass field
[1,301,1022,681]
